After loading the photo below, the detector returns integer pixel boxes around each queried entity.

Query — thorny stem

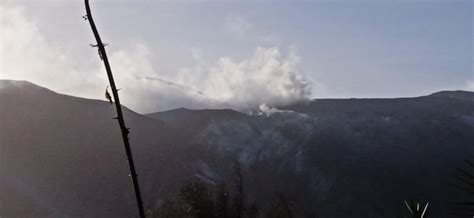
[84,1,146,217]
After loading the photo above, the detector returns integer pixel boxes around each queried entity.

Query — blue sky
[1,0,472,112]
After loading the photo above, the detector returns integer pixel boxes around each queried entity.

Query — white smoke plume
[173,46,312,109]
[109,45,312,112]
[257,103,286,117]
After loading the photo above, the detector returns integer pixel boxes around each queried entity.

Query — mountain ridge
[3,79,472,114]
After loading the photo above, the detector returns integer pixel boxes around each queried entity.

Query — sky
[0,0,472,113]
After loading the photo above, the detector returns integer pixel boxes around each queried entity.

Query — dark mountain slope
[0,80,192,217]
[428,90,474,102]
[1,80,473,217]
[149,92,474,217]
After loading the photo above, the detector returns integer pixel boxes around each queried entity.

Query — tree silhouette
[215,183,231,218]
[179,178,214,218]
[154,176,266,218]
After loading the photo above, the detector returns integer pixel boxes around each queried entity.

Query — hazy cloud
[0,3,102,97]
[1,4,79,89]
[225,14,252,38]
[0,3,312,113]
